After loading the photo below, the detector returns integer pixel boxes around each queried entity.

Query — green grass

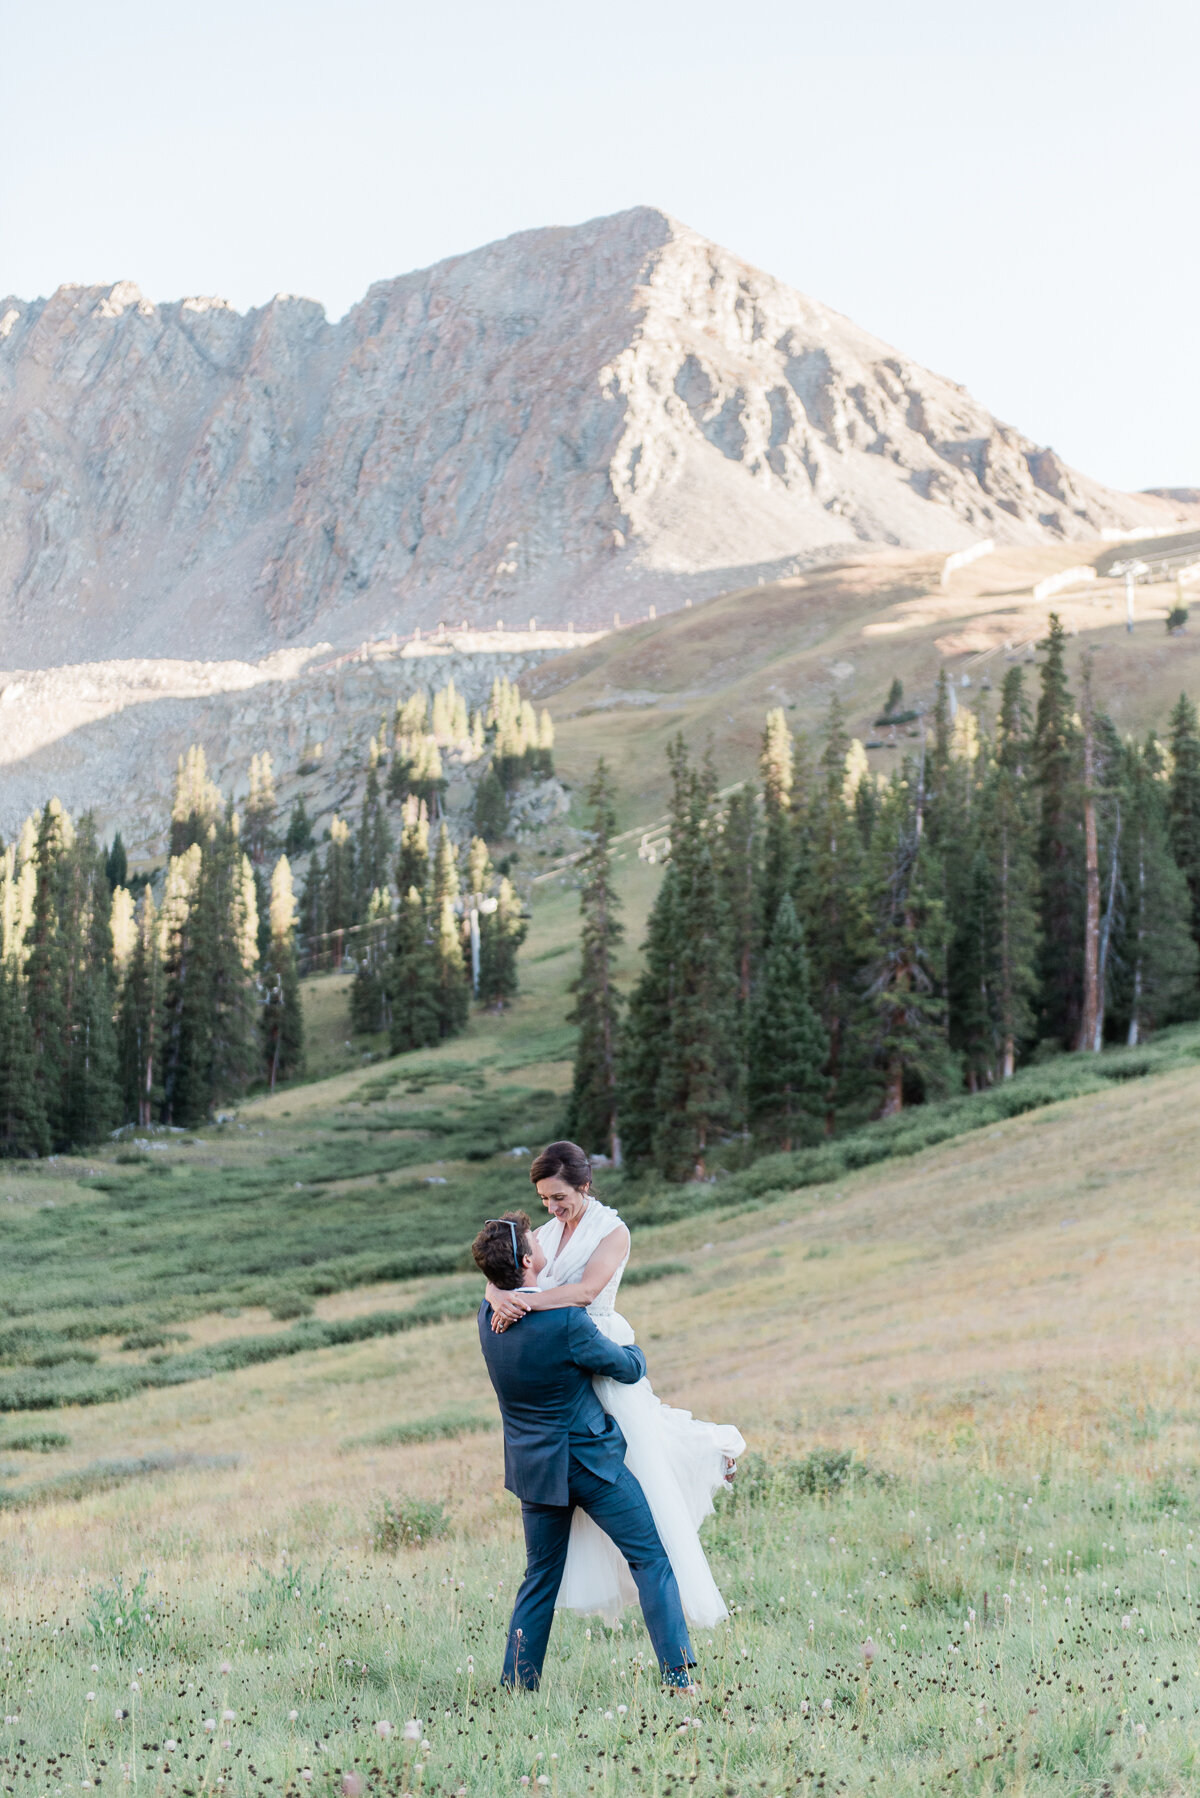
[1,1459,1196,1794]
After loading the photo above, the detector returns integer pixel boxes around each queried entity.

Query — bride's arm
[489,1226,630,1330]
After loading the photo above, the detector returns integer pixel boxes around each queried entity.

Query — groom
[472,1211,694,1691]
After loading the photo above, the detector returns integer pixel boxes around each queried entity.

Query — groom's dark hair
[472,1210,533,1289]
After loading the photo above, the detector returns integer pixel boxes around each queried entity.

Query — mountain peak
[0,212,1189,666]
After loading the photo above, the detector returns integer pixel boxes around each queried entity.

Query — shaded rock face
[0,208,1180,665]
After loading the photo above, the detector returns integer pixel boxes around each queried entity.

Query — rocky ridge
[2,207,1190,675]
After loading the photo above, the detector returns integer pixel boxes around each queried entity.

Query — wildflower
[800,1700,809,1715]
[129,1681,140,1693]
[823,1698,833,1711]
[520,1781,530,1789]
[301,1771,313,1783]
[222,1709,235,1722]
[220,1659,233,1674]
[1135,1723,1147,1738]
[537,1779,550,1789]
[604,1710,614,1720]
[115,1709,127,1721]
[341,1776,363,1797]
[404,1719,422,1741]
[289,1710,299,1721]
[165,1741,177,1754]
[861,1637,876,1667]
[375,1721,393,1739]
[617,1704,628,1715]
[1122,1616,1133,1629]
[204,1718,216,1733]
[86,1693,96,1703]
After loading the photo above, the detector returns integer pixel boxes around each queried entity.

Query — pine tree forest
[567,618,1200,1181]
[5,640,1200,1168]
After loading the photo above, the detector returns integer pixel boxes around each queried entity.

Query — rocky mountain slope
[2,207,1189,669]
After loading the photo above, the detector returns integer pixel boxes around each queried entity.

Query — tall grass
[0,1459,1195,1794]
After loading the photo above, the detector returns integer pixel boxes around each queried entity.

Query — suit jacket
[477,1301,647,1506]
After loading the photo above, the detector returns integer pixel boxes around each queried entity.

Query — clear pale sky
[2,0,1196,493]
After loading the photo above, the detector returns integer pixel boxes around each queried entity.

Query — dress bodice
[535,1198,629,1317]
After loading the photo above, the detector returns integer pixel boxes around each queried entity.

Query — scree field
[0,874,1198,1797]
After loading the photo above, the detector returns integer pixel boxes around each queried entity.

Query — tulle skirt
[555,1310,745,1629]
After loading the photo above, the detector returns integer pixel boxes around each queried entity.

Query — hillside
[0,996,1196,1790]
[2,207,1193,674]
[528,537,1200,819]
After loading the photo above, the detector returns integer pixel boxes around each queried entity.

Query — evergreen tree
[170,746,224,856]
[60,818,119,1146]
[648,739,740,1180]
[617,865,680,1171]
[1112,736,1198,1042]
[863,767,955,1114]
[388,887,441,1052]
[797,699,872,1130]
[354,756,393,917]
[350,887,394,1035]
[478,877,527,1009]
[160,844,209,1126]
[759,708,794,947]
[429,828,469,1039]
[562,760,625,1163]
[322,817,356,962]
[978,738,1040,1078]
[396,802,430,898]
[284,796,315,857]
[262,856,305,1087]
[1032,615,1084,1047]
[1167,692,1200,960]
[474,767,509,840]
[23,802,69,1143]
[244,753,276,863]
[746,893,828,1150]
[105,832,128,892]
[117,890,164,1127]
[718,784,758,1028]
[0,962,48,1157]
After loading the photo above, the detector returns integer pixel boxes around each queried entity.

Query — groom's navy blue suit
[477,1299,693,1689]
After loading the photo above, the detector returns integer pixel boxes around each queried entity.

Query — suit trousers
[502,1455,693,1690]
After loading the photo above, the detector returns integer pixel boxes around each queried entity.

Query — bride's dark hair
[529,1140,592,1192]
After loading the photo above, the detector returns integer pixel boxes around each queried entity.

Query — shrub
[622,1261,689,1286]
[269,1293,315,1321]
[1,1429,68,1453]
[369,1493,448,1551]
[348,1409,495,1449]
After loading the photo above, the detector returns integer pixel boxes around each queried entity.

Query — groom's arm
[565,1309,647,1385]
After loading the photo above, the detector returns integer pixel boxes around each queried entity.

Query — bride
[484,1139,744,1628]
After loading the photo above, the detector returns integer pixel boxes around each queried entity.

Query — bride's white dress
[535,1197,745,1628]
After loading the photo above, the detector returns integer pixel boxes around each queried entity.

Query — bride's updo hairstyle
[529,1140,592,1194]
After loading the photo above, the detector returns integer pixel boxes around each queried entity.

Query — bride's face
[536,1175,589,1225]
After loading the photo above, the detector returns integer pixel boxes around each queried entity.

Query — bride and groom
[472,1139,744,1692]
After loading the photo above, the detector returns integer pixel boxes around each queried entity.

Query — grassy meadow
[0,884,1198,1795]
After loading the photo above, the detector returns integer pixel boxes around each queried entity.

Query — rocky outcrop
[0,208,1189,666]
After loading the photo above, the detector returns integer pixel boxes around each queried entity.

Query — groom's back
[477,1304,622,1505]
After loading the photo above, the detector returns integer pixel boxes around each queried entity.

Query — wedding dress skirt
[534,1198,744,1629]
[557,1308,745,1628]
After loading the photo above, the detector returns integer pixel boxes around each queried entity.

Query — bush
[269,1292,315,1321]
[349,1408,495,1449]
[1,1429,68,1453]
[622,1262,689,1286]
[369,1493,448,1551]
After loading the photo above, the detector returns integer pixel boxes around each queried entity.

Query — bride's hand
[487,1285,535,1332]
